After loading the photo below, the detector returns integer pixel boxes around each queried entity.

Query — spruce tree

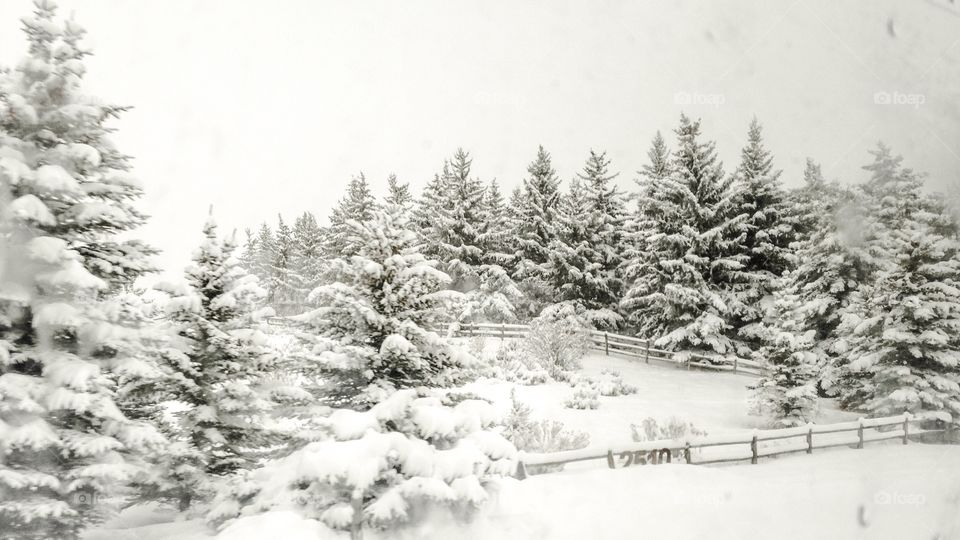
[546,150,627,328]
[511,146,562,317]
[326,172,378,258]
[268,215,300,315]
[301,206,464,406]
[291,211,324,309]
[415,149,488,291]
[0,3,164,536]
[384,173,412,211]
[152,217,299,510]
[837,213,960,420]
[730,119,795,351]
[620,115,747,359]
[252,223,275,288]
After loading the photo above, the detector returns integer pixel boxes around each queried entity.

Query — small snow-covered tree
[151,216,302,510]
[751,291,821,427]
[522,303,591,378]
[460,264,523,324]
[0,2,164,536]
[208,389,517,538]
[301,206,466,406]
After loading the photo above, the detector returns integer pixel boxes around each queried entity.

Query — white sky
[1,0,958,278]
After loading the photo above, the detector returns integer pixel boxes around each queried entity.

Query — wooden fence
[515,413,952,479]
[448,322,767,377]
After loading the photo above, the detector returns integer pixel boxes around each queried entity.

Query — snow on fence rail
[449,322,766,376]
[514,413,953,479]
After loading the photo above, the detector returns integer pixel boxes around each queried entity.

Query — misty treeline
[1,2,959,539]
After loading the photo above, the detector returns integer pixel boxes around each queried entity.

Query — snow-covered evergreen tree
[268,215,301,315]
[546,150,627,329]
[326,173,378,258]
[301,206,466,406]
[832,144,960,417]
[460,264,523,324]
[384,173,412,212]
[510,146,562,318]
[0,3,165,535]
[251,223,275,289]
[208,389,516,538]
[418,149,487,291]
[151,216,302,510]
[620,115,747,359]
[292,211,324,309]
[729,119,795,351]
[837,214,960,420]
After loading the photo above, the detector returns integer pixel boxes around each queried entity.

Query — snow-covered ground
[462,347,858,450]
[91,445,960,540]
[84,346,956,540]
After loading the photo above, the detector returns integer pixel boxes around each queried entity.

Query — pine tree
[730,119,795,351]
[546,150,627,328]
[837,213,960,420]
[480,178,510,261]
[326,172,378,258]
[0,3,165,536]
[384,173,412,211]
[302,206,464,406]
[252,223,276,288]
[417,149,487,291]
[239,228,259,274]
[833,144,958,413]
[268,215,301,315]
[788,158,830,239]
[620,115,747,359]
[152,217,301,510]
[291,211,324,309]
[510,146,562,317]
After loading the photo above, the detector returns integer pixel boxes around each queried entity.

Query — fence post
[501,323,505,340]
[750,434,758,464]
[350,494,364,540]
[606,450,616,469]
[514,460,528,480]
[902,414,910,445]
[684,441,692,464]
[733,357,738,373]
[645,340,650,364]
[806,426,813,454]
[604,332,609,356]
[857,418,864,449]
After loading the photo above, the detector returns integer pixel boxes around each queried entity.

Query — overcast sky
[1,0,959,278]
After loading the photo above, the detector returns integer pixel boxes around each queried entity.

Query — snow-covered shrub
[523,303,591,378]
[564,384,600,410]
[502,392,589,474]
[574,369,638,397]
[630,417,707,442]
[490,340,550,385]
[298,206,469,407]
[208,389,517,538]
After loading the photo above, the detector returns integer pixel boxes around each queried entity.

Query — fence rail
[449,322,766,376]
[515,413,952,478]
